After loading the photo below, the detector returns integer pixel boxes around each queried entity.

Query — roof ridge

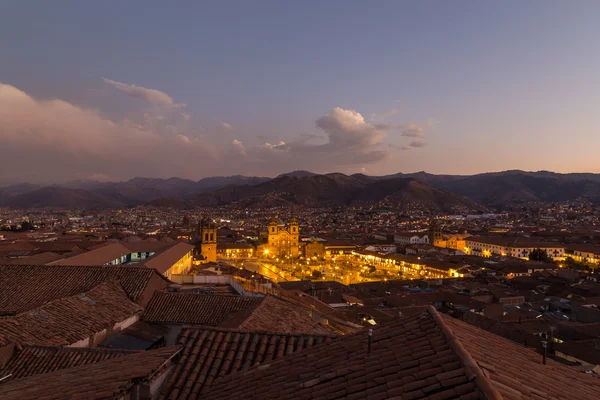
[180,326,336,338]
[21,344,141,354]
[427,306,503,400]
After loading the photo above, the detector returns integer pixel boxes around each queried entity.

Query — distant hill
[2,187,126,209]
[276,170,317,178]
[191,174,483,212]
[2,170,600,209]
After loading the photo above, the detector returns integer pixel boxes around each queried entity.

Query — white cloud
[232,139,247,156]
[103,78,185,107]
[220,121,234,130]
[0,85,427,182]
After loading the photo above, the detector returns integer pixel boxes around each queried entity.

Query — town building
[259,217,299,258]
[464,236,565,260]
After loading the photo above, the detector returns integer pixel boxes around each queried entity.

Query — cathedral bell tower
[198,219,217,262]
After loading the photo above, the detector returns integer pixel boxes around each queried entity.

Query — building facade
[260,217,300,258]
[194,219,217,263]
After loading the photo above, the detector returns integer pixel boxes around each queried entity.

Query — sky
[1,1,600,184]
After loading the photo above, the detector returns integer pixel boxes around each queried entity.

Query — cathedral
[258,217,300,258]
[192,219,217,263]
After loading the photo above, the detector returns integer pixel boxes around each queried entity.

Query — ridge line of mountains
[2,170,600,210]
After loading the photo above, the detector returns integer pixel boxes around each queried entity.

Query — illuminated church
[258,217,300,258]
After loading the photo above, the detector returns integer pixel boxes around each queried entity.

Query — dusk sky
[1,1,600,184]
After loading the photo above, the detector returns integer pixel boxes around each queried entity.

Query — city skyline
[2,1,600,184]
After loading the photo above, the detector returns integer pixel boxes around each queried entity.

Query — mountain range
[1,170,600,210]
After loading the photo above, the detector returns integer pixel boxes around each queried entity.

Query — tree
[368,265,377,274]
[311,270,323,279]
[529,248,551,262]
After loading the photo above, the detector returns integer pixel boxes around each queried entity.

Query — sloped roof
[50,242,131,266]
[202,307,600,400]
[142,292,263,325]
[142,242,195,273]
[442,313,600,399]
[0,345,138,380]
[233,295,339,335]
[0,279,142,346]
[160,327,335,399]
[0,346,181,400]
[202,309,484,400]
[0,264,170,315]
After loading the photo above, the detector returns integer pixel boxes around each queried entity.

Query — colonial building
[194,219,217,263]
[464,236,565,260]
[428,220,446,247]
[259,217,299,258]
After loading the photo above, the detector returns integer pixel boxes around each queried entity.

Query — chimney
[367,328,373,355]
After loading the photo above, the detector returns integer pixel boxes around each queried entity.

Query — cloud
[103,78,185,107]
[315,107,387,149]
[232,139,247,156]
[0,86,422,182]
[409,140,427,148]
[220,121,233,130]
[400,123,424,137]
[0,83,218,183]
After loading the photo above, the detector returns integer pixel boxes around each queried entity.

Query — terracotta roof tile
[201,311,480,400]
[442,312,600,400]
[0,346,181,400]
[142,292,263,325]
[0,264,169,315]
[0,345,138,380]
[0,279,142,346]
[160,327,334,399]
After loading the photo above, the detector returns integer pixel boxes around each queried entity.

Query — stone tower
[198,219,217,262]
[429,219,443,247]
[289,217,300,257]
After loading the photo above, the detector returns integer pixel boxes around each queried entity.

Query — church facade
[258,217,300,258]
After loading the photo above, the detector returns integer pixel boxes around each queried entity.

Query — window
[204,233,208,241]
[210,233,214,241]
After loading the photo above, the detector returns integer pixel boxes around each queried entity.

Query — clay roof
[0,279,143,346]
[160,327,335,399]
[50,242,131,266]
[202,309,485,400]
[142,242,195,273]
[203,307,600,400]
[142,292,263,325]
[0,345,138,380]
[233,295,339,335]
[0,264,169,316]
[0,346,181,400]
[442,313,600,399]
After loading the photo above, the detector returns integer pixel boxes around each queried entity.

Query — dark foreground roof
[142,292,263,325]
[202,307,600,400]
[0,346,181,400]
[0,345,138,380]
[0,279,142,346]
[0,264,170,315]
[160,327,335,399]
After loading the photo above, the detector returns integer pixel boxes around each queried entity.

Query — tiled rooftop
[0,264,169,316]
[0,279,142,346]
[202,307,600,400]
[202,309,483,400]
[160,327,335,399]
[0,345,139,380]
[233,295,339,335]
[142,292,263,325]
[0,346,181,400]
[442,313,600,399]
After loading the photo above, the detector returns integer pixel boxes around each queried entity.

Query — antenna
[368,328,373,355]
